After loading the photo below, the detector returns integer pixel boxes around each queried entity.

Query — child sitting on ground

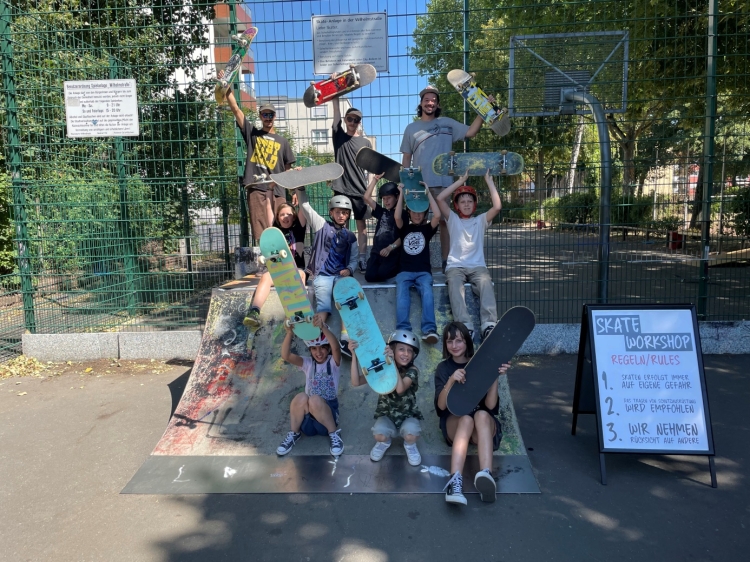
[433,321,510,505]
[436,170,502,342]
[393,182,441,344]
[363,173,404,283]
[349,330,424,466]
[278,316,345,457]
[295,188,358,356]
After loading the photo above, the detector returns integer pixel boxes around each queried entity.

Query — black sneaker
[276,431,301,456]
[339,339,352,358]
[358,259,367,274]
[481,324,496,342]
[443,472,467,505]
[474,468,496,503]
[243,308,261,329]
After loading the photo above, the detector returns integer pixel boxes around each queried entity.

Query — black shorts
[334,191,369,221]
[439,411,503,451]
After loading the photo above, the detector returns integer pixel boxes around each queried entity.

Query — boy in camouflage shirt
[349,330,424,466]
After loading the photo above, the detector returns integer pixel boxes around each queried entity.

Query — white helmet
[387,330,420,357]
[328,194,353,211]
[304,333,330,348]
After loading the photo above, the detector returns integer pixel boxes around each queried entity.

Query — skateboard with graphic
[432,151,524,177]
[333,277,397,395]
[447,69,510,137]
[303,64,377,108]
[257,228,319,341]
[399,167,429,213]
[355,147,402,184]
[215,27,258,105]
[270,163,344,190]
[446,306,535,417]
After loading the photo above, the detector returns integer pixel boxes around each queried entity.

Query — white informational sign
[311,12,388,75]
[64,79,140,138]
[589,307,711,453]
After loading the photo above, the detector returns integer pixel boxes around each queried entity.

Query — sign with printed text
[587,306,713,454]
[64,79,139,138]
[311,12,388,74]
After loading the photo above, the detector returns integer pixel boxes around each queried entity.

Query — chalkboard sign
[572,304,716,486]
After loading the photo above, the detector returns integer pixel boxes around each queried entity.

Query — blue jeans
[312,274,340,315]
[395,271,436,334]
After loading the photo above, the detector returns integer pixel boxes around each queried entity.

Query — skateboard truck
[258,249,287,265]
[500,150,508,175]
[334,291,365,311]
[284,312,313,328]
[448,151,457,176]
[361,356,393,378]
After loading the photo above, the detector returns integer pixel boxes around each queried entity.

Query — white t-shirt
[445,210,489,270]
[299,356,340,401]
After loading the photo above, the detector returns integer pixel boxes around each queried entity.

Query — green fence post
[229,0,249,247]
[174,91,195,289]
[1,1,36,333]
[697,0,718,320]
[463,0,470,152]
[109,56,138,314]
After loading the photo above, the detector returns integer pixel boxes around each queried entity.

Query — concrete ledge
[118,331,202,361]
[22,333,120,362]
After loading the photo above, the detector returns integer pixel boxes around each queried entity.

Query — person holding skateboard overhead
[330,91,372,273]
[220,78,295,242]
[436,169,501,343]
[295,187,358,356]
[363,173,404,282]
[243,191,307,329]
[349,330,424,466]
[278,316,345,457]
[400,85,485,271]
[434,321,510,505]
[393,182,441,344]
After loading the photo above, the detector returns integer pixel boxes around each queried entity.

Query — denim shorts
[299,397,339,436]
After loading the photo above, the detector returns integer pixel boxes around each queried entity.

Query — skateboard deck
[447,69,510,137]
[355,147,401,184]
[270,163,344,190]
[446,306,535,417]
[332,277,398,395]
[258,228,319,341]
[432,151,524,177]
[303,65,377,108]
[215,27,258,105]
[399,167,429,213]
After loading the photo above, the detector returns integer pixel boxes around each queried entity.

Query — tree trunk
[567,114,585,193]
[689,165,704,229]
[621,139,636,196]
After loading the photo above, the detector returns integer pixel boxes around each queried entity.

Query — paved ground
[1,354,748,562]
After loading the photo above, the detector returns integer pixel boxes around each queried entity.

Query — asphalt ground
[1,354,748,562]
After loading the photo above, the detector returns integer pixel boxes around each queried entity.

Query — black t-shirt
[371,204,405,255]
[433,357,500,419]
[332,123,371,197]
[275,218,306,269]
[399,221,438,273]
[241,122,295,198]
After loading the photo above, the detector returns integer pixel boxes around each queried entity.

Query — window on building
[275,106,286,120]
[311,129,328,144]
[311,105,327,119]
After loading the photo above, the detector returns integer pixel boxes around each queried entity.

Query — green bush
[0,174,15,275]
[544,191,599,224]
[729,187,750,238]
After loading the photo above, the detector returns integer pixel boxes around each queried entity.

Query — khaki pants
[445,266,497,331]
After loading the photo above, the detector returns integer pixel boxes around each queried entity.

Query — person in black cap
[221,80,295,243]
[330,91,372,273]
[400,85,485,271]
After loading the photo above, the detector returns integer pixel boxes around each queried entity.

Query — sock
[340,329,349,341]
[250,306,260,313]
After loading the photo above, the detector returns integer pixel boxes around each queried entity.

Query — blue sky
[246,0,430,157]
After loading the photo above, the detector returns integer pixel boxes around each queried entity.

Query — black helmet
[378,182,399,199]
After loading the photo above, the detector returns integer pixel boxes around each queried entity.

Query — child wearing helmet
[278,315,345,457]
[362,173,406,283]
[436,170,502,343]
[295,187,359,356]
[349,330,424,466]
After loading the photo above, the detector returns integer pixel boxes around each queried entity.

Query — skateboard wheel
[304,316,312,323]
[258,256,266,265]
[358,292,364,300]
[310,81,315,86]
[385,356,393,365]
[279,249,288,259]
[284,318,291,328]
[361,366,369,378]
[335,301,342,311]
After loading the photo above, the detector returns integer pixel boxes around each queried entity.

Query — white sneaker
[474,468,496,503]
[404,442,422,466]
[369,440,391,461]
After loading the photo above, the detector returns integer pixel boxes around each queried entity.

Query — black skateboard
[446,307,535,417]
[355,147,401,184]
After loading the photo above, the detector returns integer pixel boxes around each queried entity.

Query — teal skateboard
[399,167,429,213]
[333,278,397,395]
[258,228,319,341]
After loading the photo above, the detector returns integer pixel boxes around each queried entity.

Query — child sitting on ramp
[349,330,424,466]
[278,316,345,457]
[363,173,404,283]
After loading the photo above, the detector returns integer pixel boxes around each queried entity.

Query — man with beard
[400,85,484,271]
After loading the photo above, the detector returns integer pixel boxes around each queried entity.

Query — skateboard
[446,306,535,417]
[447,69,510,137]
[399,167,429,213]
[432,151,524,177]
[355,147,402,184]
[332,277,397,395]
[303,64,377,108]
[258,227,320,341]
[270,163,344,190]
[215,27,258,105]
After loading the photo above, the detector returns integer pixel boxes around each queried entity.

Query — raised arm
[348,340,367,387]
[483,169,503,224]
[316,317,341,366]
[223,85,246,130]
[394,184,405,229]
[427,187,442,228]
[363,172,383,210]
[294,188,326,233]
[464,114,484,139]
[280,324,303,368]
[436,171,469,218]
[331,82,342,130]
